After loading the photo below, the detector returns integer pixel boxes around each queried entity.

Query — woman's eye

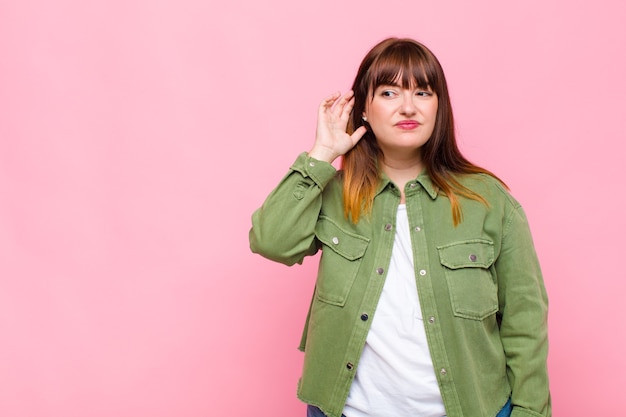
[381,90,396,97]
[416,91,432,97]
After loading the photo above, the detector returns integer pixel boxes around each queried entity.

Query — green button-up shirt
[250,153,550,417]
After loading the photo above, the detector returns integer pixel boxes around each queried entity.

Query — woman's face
[363,82,438,155]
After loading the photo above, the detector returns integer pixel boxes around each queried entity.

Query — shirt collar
[375,170,439,200]
[415,172,439,199]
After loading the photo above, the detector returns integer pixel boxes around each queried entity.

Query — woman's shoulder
[456,172,521,209]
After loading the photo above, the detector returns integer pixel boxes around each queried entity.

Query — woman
[249,38,550,417]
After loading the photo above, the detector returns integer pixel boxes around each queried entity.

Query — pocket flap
[315,216,369,260]
[438,239,495,269]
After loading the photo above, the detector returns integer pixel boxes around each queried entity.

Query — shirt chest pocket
[437,239,498,320]
[314,216,369,307]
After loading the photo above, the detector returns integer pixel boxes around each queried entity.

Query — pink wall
[1,0,625,415]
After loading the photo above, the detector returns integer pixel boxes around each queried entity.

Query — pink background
[1,0,625,415]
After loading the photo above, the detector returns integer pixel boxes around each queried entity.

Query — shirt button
[409,183,416,188]
[376,268,384,275]
[440,368,447,376]
[384,223,392,231]
[309,161,315,167]
[469,254,477,262]
[360,313,369,321]
[428,316,435,324]
[414,226,421,232]
[332,237,339,245]
[346,362,354,370]
[419,269,427,276]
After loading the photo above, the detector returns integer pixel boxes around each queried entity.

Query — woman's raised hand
[308,91,368,163]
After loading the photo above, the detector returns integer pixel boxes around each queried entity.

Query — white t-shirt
[343,205,446,417]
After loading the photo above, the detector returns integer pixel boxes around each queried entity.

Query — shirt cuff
[290,152,337,189]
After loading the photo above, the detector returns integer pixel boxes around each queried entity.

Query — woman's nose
[400,93,417,115]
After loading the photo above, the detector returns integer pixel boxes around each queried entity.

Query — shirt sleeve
[496,205,552,417]
[249,152,337,266]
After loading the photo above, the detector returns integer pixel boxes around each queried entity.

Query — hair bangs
[366,42,437,95]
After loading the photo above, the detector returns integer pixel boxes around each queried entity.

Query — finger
[341,90,354,102]
[350,126,368,146]
[340,96,356,120]
[328,92,350,120]
[319,92,341,116]
[321,91,341,107]
[334,90,354,111]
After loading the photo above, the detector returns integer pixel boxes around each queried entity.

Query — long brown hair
[342,38,505,224]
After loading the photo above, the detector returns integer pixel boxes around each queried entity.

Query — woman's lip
[395,121,419,129]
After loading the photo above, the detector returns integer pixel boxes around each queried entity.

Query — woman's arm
[249,153,336,265]
[496,205,551,417]
[249,91,366,266]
